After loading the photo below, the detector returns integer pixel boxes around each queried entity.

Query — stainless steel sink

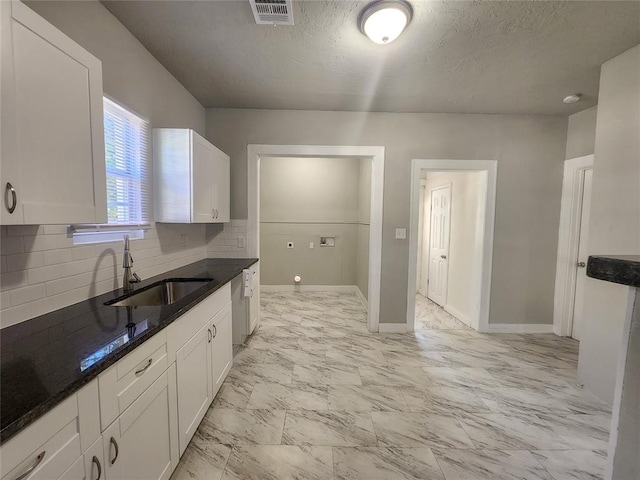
[106,279,213,307]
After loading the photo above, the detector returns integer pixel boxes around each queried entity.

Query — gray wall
[565,106,598,159]
[578,44,640,404]
[206,109,568,325]
[26,1,205,135]
[1,1,208,327]
[260,157,365,287]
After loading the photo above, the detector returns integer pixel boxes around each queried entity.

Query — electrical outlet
[287,242,294,248]
[395,228,407,239]
[237,236,246,249]
[309,242,314,249]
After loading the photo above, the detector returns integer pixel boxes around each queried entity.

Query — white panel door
[571,168,593,341]
[191,132,215,223]
[176,322,213,455]
[211,303,233,397]
[1,0,106,225]
[427,185,451,307]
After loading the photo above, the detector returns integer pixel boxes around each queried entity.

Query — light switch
[309,242,314,249]
[395,228,407,239]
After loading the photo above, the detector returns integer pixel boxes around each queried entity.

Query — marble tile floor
[414,294,468,330]
[171,291,611,480]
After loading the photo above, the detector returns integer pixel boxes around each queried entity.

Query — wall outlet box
[309,242,314,249]
[237,236,246,249]
[287,242,294,248]
[395,228,407,239]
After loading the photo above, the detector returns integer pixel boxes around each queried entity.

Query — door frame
[247,144,385,333]
[406,159,497,333]
[426,182,452,307]
[553,154,594,336]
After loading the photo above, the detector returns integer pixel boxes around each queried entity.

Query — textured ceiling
[101,0,640,115]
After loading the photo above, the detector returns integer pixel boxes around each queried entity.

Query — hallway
[173,291,611,480]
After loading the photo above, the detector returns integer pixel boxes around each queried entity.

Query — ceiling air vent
[249,0,294,25]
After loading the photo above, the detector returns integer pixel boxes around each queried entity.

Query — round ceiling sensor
[563,94,582,104]
[359,0,413,45]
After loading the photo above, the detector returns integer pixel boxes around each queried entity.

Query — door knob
[577,262,586,268]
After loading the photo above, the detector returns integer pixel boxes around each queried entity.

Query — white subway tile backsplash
[7,252,44,272]
[1,271,27,291]
[10,284,46,306]
[27,265,61,285]
[0,222,212,327]
[0,303,31,328]
[6,225,42,237]
[42,249,73,266]
[43,225,69,235]
[1,237,24,255]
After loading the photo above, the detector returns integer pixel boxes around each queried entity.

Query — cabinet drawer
[1,396,81,480]
[167,283,231,361]
[98,331,168,430]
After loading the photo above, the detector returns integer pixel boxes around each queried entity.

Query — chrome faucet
[123,234,141,292]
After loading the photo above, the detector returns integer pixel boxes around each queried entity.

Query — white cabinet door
[0,0,106,225]
[191,132,215,223]
[176,322,213,456]
[102,371,175,480]
[211,147,230,223]
[211,302,233,397]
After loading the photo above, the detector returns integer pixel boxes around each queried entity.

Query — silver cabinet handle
[212,324,217,338]
[109,437,119,465]
[14,451,45,480]
[92,456,102,480]
[577,262,586,268]
[135,358,152,376]
[5,182,17,214]
[208,328,212,343]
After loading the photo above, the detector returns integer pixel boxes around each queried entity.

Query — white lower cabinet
[102,368,177,480]
[176,322,213,456]
[3,284,237,480]
[211,303,233,397]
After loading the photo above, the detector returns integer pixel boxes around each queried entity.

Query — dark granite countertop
[587,255,640,288]
[0,257,258,445]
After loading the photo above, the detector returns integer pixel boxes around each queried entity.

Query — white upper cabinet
[153,129,230,223]
[0,0,107,225]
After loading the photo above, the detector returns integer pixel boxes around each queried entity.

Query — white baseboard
[444,304,471,327]
[487,323,555,334]
[379,323,407,333]
[260,284,355,293]
[354,286,368,311]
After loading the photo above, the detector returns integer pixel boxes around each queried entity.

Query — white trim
[261,284,356,293]
[354,286,368,311]
[553,154,595,336]
[248,145,384,332]
[379,323,407,333]
[407,160,497,333]
[487,323,554,334]
[444,304,471,327]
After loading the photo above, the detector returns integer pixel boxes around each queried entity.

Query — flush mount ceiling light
[358,0,413,45]
[563,94,582,104]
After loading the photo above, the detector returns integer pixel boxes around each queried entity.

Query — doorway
[407,160,498,333]
[553,154,595,338]
[247,145,384,332]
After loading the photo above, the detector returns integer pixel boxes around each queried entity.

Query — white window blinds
[103,98,151,225]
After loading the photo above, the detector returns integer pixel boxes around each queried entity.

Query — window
[72,98,151,244]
